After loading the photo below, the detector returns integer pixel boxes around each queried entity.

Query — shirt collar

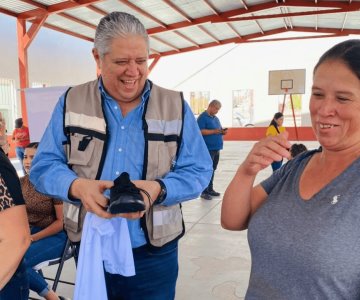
[98,77,151,109]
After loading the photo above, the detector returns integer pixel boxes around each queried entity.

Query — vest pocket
[146,205,183,247]
[68,133,95,166]
[63,202,86,242]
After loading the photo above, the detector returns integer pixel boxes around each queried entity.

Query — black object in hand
[109,172,146,214]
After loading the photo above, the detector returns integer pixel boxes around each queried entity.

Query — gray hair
[94,12,149,58]
[209,99,221,107]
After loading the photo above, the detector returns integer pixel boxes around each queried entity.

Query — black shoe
[201,193,213,200]
[208,190,220,197]
[109,172,145,214]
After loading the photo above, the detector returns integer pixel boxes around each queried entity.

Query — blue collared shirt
[30,79,212,248]
[197,111,224,151]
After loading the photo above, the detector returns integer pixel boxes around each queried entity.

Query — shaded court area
[23,140,319,300]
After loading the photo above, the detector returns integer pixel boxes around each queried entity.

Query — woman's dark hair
[314,39,360,79]
[25,142,39,149]
[15,118,23,129]
[269,112,284,129]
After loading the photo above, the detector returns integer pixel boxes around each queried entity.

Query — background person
[0,148,30,299]
[30,11,212,300]
[221,39,360,299]
[197,100,227,200]
[289,143,308,159]
[265,111,286,171]
[12,117,30,172]
[20,142,67,300]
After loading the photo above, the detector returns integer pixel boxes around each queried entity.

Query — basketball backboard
[268,69,306,95]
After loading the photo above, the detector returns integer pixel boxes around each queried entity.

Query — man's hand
[70,178,162,220]
[69,178,114,219]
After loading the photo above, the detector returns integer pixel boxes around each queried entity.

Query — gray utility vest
[63,79,185,247]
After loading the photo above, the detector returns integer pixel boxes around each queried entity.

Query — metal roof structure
[1,0,360,124]
[1,0,360,61]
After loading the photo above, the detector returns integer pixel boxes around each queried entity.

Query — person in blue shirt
[197,100,227,200]
[30,11,212,300]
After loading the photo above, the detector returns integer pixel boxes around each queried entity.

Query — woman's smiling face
[310,59,360,151]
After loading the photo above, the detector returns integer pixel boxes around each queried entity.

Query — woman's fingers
[242,134,291,175]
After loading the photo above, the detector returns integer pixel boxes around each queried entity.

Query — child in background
[289,143,308,159]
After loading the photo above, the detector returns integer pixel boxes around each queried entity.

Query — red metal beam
[18,0,104,20]
[149,56,161,73]
[148,26,353,59]
[0,7,17,17]
[16,19,29,126]
[150,48,161,55]
[145,1,360,35]
[23,15,48,49]
[146,2,283,35]
[217,7,359,22]
[284,0,360,9]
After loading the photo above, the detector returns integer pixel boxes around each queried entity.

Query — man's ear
[92,48,101,68]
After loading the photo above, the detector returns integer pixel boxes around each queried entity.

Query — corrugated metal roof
[1,0,360,59]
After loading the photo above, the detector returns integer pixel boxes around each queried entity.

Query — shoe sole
[109,200,145,214]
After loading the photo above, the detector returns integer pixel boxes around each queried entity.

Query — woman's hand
[242,131,291,176]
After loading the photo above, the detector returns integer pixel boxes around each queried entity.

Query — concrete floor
[25,140,320,300]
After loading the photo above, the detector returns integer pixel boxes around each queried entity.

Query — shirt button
[114,106,118,109]
[118,148,122,152]
[121,126,125,130]
[115,171,120,175]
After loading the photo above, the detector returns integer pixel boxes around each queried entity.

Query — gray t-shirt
[246,150,360,300]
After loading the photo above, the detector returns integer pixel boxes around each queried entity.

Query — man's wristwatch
[154,179,167,204]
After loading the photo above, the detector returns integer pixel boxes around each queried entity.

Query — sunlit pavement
[17,140,319,300]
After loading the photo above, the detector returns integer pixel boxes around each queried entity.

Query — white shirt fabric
[74,212,135,300]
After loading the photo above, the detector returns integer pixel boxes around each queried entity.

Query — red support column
[16,19,29,126]
[16,15,47,126]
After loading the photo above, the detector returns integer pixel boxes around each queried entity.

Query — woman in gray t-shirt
[221,39,360,299]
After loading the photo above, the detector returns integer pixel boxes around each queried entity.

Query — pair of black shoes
[109,172,146,214]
